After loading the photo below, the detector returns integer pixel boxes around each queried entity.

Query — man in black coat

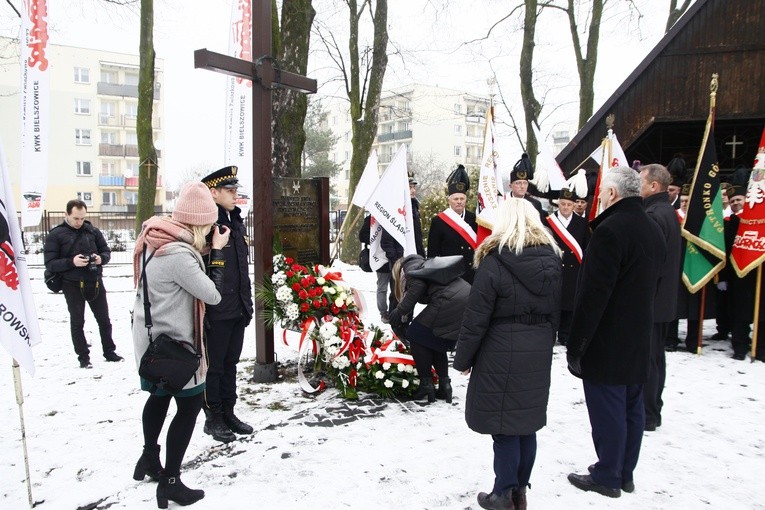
[566,167,665,498]
[639,164,682,431]
[43,199,122,368]
[546,188,589,346]
[427,165,477,284]
[201,166,254,443]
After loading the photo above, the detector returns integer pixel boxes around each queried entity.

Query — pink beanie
[172,182,218,225]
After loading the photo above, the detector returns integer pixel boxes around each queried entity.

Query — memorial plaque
[272,177,330,265]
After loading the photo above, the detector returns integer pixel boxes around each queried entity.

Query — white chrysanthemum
[272,271,287,286]
[316,277,326,285]
[332,356,351,370]
[286,303,299,320]
[275,285,293,303]
[382,362,391,370]
[375,370,385,380]
[324,345,339,357]
[401,379,409,388]
[383,379,394,388]
[272,255,283,266]
[319,322,336,339]
[397,363,406,372]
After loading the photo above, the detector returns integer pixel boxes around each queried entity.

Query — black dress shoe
[644,421,657,432]
[476,491,513,509]
[710,332,729,340]
[587,465,634,492]
[104,351,124,362]
[732,352,746,361]
[568,473,621,498]
[79,359,93,369]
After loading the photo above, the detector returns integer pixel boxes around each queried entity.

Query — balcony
[99,175,125,186]
[123,114,161,129]
[98,114,161,129]
[465,156,482,165]
[125,176,163,188]
[100,204,128,213]
[98,114,119,126]
[466,115,484,124]
[377,130,412,143]
[97,82,161,100]
[98,143,162,158]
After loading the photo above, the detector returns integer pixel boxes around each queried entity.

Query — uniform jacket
[427,209,477,284]
[132,242,221,392]
[389,254,470,342]
[44,220,111,283]
[204,205,253,322]
[644,191,682,323]
[548,212,589,310]
[454,244,561,436]
[567,196,665,385]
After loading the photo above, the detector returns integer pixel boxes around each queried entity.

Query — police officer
[200,166,254,442]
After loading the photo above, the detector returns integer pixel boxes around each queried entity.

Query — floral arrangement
[260,255,419,400]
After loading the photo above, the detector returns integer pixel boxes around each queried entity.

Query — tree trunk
[666,0,692,33]
[135,0,158,235]
[565,0,602,130]
[340,0,388,263]
[272,0,315,178]
[520,0,540,165]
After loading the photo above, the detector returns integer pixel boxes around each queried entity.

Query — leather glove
[717,281,728,291]
[567,352,582,378]
[389,309,403,329]
[207,248,226,290]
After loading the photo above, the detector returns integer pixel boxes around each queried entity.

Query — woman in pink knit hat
[131,181,230,508]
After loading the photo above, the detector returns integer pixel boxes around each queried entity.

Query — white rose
[316,277,326,285]
[401,379,409,388]
[382,362,391,370]
[384,379,394,388]
[375,370,385,380]
[334,297,344,307]
[397,363,406,372]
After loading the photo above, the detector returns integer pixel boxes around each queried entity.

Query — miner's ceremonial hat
[202,166,241,189]
[446,164,469,195]
[510,153,534,183]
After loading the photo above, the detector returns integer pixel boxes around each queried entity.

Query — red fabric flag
[730,127,765,277]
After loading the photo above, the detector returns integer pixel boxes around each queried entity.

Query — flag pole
[12,359,34,507]
[330,205,364,264]
[751,266,762,361]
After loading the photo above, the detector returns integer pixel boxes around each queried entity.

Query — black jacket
[548,212,589,311]
[43,220,110,282]
[204,205,253,322]
[454,244,561,436]
[644,191,682,323]
[427,209,477,284]
[567,197,665,385]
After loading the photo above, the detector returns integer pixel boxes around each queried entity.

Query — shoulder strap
[140,245,157,341]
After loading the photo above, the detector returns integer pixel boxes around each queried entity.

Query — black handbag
[44,268,63,293]
[137,247,201,394]
[358,246,373,272]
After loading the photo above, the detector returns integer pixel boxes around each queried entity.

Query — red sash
[546,214,583,263]
[437,210,478,249]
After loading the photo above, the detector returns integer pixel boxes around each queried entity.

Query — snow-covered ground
[1,262,764,509]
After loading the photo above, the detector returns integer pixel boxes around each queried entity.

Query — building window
[76,161,92,176]
[345,169,350,180]
[124,191,138,205]
[74,98,90,114]
[74,67,90,83]
[100,70,117,84]
[124,73,139,86]
[125,103,138,118]
[101,131,118,145]
[126,162,139,176]
[454,145,462,156]
[75,129,91,145]
[126,132,138,145]
[454,103,462,114]
[102,192,117,206]
[101,162,117,176]
[454,125,462,135]
[76,192,92,206]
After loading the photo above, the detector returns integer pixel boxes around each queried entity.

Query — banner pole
[12,359,34,508]
[751,266,762,362]
[696,286,706,355]
[330,205,364,264]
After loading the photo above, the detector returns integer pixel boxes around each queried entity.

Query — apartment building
[0,39,164,212]
[326,84,491,210]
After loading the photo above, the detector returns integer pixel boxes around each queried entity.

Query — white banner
[0,139,41,376]
[351,150,379,208]
[20,0,50,228]
[589,130,628,169]
[365,145,416,256]
[476,109,503,234]
[224,0,253,217]
[368,216,387,271]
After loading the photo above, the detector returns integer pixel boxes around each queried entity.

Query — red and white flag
[368,216,388,271]
[365,145,416,257]
[0,139,41,375]
[20,0,50,228]
[587,129,628,220]
[476,108,503,244]
[351,150,379,208]
[731,127,765,277]
[223,0,253,216]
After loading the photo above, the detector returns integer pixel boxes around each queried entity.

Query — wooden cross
[194,0,317,380]
[725,135,744,160]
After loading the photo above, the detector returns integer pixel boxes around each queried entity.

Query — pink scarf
[133,216,208,377]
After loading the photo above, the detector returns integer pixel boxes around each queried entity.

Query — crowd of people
[41,153,764,509]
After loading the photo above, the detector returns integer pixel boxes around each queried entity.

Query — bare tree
[520,0,541,163]
[665,0,692,33]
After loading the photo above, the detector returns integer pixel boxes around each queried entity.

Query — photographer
[44,199,122,368]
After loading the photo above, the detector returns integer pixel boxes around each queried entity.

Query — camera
[84,253,98,272]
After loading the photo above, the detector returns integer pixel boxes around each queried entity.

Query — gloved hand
[567,352,582,378]
[717,281,728,291]
[389,309,402,329]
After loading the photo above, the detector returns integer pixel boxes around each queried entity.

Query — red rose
[331,305,339,314]
[292,283,301,292]
[285,257,294,264]
[300,302,310,312]
[321,297,328,306]
[292,264,302,272]
[312,300,321,309]
[286,270,294,278]
[298,290,308,300]
[307,275,316,285]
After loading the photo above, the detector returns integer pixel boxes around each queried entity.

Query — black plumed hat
[667,154,688,187]
[510,153,534,182]
[446,164,469,195]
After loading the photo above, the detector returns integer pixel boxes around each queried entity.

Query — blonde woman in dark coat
[454,198,562,510]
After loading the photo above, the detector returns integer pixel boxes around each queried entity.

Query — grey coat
[454,245,561,435]
[132,242,221,392]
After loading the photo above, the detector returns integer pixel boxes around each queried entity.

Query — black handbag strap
[140,245,157,342]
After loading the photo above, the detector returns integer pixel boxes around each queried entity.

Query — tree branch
[4,0,20,17]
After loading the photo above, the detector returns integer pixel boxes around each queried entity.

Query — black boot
[435,376,452,403]
[133,444,162,482]
[511,487,527,510]
[156,472,204,508]
[411,377,436,403]
[203,405,236,443]
[223,404,254,435]
[477,491,514,509]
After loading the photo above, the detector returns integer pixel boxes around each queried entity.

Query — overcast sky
[0,0,673,186]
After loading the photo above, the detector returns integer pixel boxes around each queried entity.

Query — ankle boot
[222,404,254,435]
[156,473,204,509]
[511,487,527,510]
[412,377,436,403]
[133,444,162,482]
[203,405,236,443]
[435,376,453,403]
[477,491,514,509]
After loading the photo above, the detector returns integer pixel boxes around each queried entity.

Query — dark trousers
[583,380,644,490]
[205,317,246,407]
[491,433,537,496]
[62,278,115,362]
[644,322,668,427]
[557,310,572,345]
[715,287,730,335]
[141,392,203,476]
[409,342,449,380]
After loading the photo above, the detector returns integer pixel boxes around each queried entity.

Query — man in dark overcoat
[546,188,589,346]
[639,164,681,431]
[566,167,665,498]
[427,164,477,284]
[201,166,254,443]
